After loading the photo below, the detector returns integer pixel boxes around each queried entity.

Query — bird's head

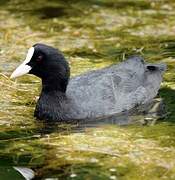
[11,44,70,92]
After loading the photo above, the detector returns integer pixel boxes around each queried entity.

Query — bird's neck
[35,87,67,121]
[41,75,68,93]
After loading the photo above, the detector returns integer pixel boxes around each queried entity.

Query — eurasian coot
[10,44,166,122]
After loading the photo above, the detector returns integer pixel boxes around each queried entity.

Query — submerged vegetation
[1,0,175,179]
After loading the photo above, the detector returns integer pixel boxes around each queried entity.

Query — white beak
[10,47,34,79]
[10,64,32,79]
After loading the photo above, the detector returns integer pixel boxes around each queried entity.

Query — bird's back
[67,56,165,120]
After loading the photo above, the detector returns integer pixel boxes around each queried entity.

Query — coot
[10,44,166,122]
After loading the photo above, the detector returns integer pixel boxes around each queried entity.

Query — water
[0,0,175,179]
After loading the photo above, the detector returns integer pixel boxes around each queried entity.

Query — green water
[1,0,175,179]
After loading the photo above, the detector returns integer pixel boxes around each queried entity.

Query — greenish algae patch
[0,0,175,179]
[35,125,175,179]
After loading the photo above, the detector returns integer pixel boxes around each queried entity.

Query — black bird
[10,44,166,122]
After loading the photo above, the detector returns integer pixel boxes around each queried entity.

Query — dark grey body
[35,56,166,122]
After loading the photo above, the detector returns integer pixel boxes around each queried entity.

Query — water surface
[1,0,175,179]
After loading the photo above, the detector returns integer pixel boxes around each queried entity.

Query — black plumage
[11,44,166,122]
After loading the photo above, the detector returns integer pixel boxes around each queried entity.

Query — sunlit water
[1,0,175,179]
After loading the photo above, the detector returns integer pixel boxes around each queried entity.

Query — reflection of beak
[10,47,34,79]
[10,64,32,79]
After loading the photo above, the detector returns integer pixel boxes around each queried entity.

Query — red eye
[36,55,43,62]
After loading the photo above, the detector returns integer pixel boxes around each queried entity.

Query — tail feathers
[122,56,166,74]
[119,56,145,74]
[146,63,167,72]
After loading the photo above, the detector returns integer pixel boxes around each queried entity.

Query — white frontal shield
[10,47,34,79]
